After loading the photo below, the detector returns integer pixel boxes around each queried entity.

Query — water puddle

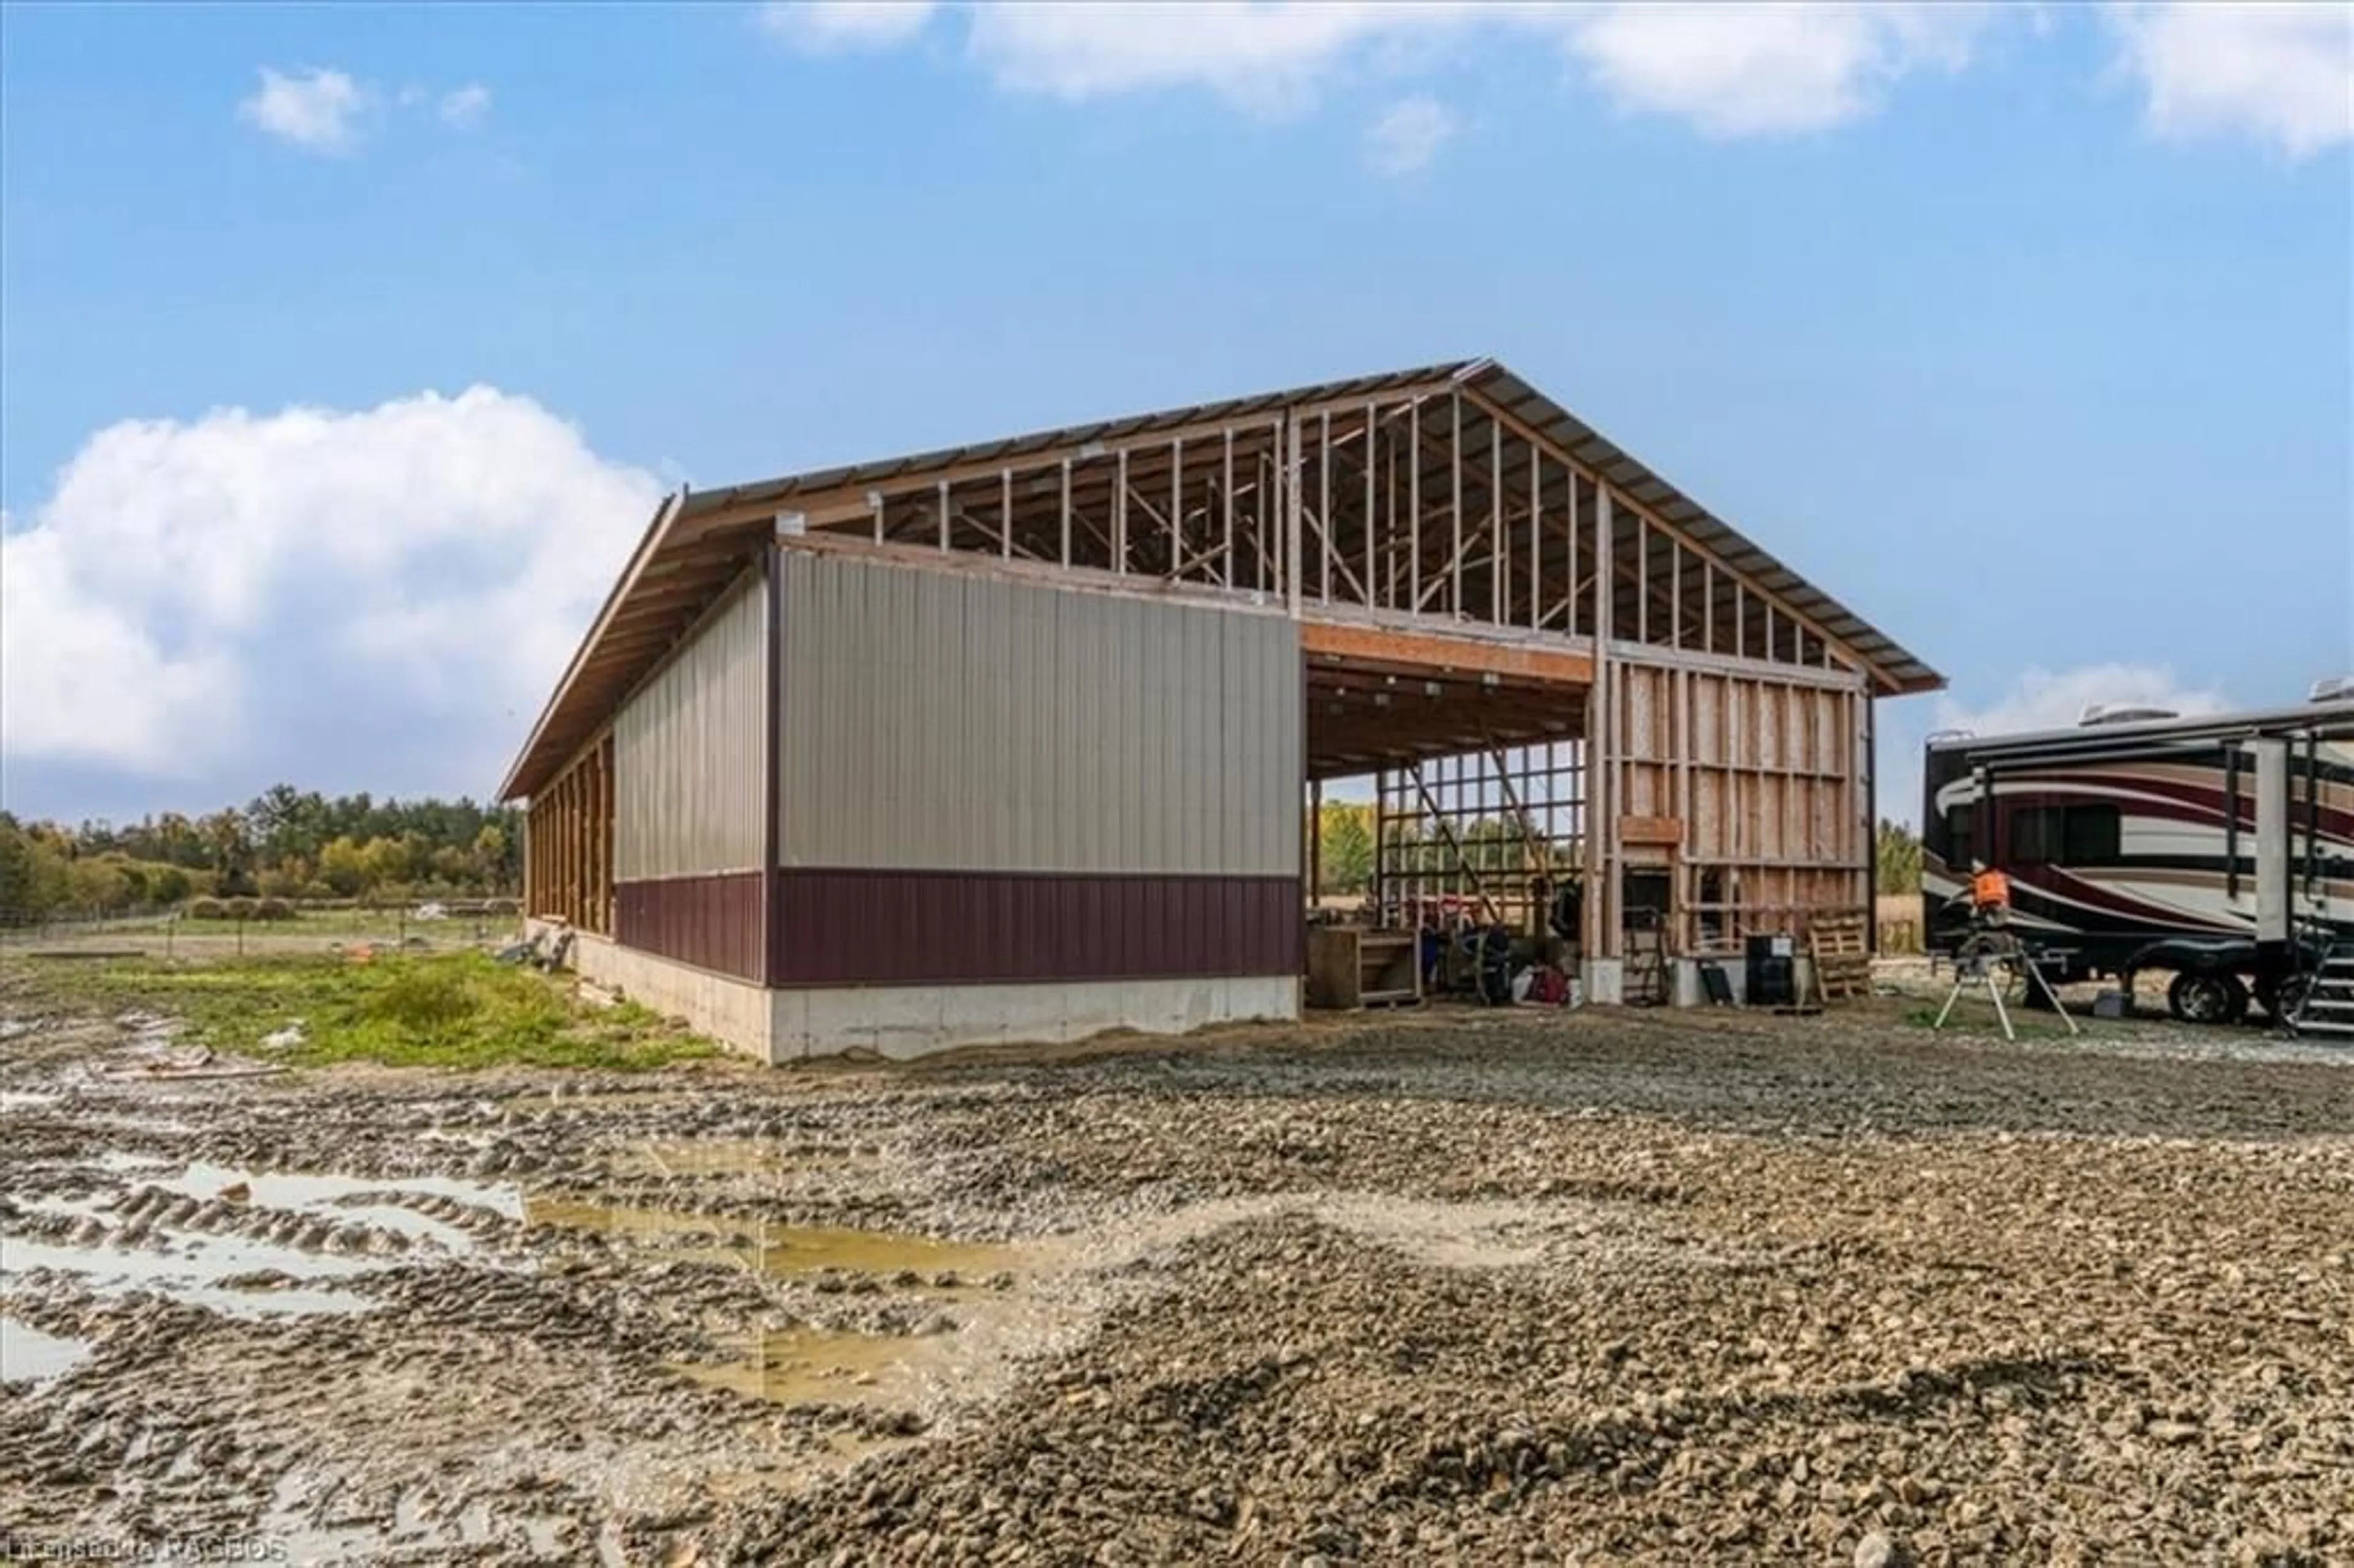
[672,1325,953,1406]
[0,1227,376,1317]
[500,1087,692,1116]
[523,1197,1018,1281]
[617,1137,878,1179]
[0,1163,523,1319]
[0,1315,93,1383]
[156,1162,522,1245]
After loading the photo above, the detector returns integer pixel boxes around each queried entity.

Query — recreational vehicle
[1921,683,2354,1024]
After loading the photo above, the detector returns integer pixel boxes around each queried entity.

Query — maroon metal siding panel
[769,869,1301,987]
[616,872,766,982]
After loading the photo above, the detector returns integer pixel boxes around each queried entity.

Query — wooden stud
[1362,403,1376,610]
[1114,449,1128,575]
[1318,411,1332,606]
[1528,443,1541,631]
[1450,392,1464,617]
[1170,438,1183,577]
[1670,541,1683,650]
[1286,413,1304,615]
[1408,400,1422,612]
[1221,430,1235,589]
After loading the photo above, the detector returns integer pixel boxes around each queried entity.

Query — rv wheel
[2166,972,2248,1026]
[2266,975,2309,1024]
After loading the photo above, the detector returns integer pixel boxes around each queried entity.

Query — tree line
[0,784,522,924]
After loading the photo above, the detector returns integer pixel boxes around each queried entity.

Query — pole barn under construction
[500,359,1942,1060]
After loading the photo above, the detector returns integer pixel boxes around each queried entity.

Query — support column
[1308,779,1324,908]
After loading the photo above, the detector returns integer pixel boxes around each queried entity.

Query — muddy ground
[4,981,2351,1566]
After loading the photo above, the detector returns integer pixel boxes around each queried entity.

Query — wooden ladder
[1623,913,1669,1007]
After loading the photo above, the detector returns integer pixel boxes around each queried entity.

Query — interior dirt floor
[4,983,2350,1566]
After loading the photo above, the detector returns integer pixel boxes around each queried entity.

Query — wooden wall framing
[524,733,613,934]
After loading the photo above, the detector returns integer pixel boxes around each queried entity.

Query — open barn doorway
[1300,620,1594,1009]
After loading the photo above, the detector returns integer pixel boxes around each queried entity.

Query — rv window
[2008,803,2120,866]
[2009,805,2059,864]
[1946,802,1975,859]
[2062,804,2121,864]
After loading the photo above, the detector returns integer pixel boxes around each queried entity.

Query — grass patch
[1899,1003,2092,1041]
[5,951,721,1071]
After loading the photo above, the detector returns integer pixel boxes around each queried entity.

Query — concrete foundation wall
[770,976,1299,1063]
[560,926,1297,1062]
[569,932,776,1059]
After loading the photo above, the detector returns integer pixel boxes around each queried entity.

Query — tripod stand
[1932,921,2079,1043]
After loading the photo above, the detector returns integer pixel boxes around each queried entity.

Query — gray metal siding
[614,571,768,880]
[778,552,1301,875]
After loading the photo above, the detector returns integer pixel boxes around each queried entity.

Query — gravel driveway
[4,994,2348,1565]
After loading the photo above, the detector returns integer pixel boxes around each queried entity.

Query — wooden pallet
[1807,914,1873,1005]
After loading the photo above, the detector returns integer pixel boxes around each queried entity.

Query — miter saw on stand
[1931,864,2079,1043]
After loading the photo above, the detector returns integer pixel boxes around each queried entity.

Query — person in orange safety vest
[1969,862,2011,924]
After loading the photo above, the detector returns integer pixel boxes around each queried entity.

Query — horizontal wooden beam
[1301,618,1594,688]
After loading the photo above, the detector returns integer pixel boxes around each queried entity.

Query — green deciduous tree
[1876,818,1923,894]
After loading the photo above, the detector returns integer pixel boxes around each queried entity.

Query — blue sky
[2,2,2348,826]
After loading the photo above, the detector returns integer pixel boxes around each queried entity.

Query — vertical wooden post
[1170,437,1184,576]
[1221,430,1235,589]
[1450,391,1463,617]
[1318,411,1332,606]
[1309,778,1324,905]
[1527,443,1541,631]
[1059,459,1072,569]
[1491,416,1504,626]
[1588,482,1616,962]
[1286,413,1304,617]
[1566,469,1580,639]
[1000,468,1013,560]
[1637,518,1649,645]
[1114,449,1129,575]
[1670,542,1683,650]
[1362,403,1376,609]
[1408,400,1422,612]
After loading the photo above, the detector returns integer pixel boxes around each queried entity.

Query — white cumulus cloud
[438,83,493,130]
[1930,663,2231,739]
[763,2,1994,131]
[2106,1,2353,158]
[1365,95,1457,175]
[0,392,660,795]
[1566,2,1990,136]
[758,1,941,51]
[238,67,371,153]
[1877,663,2232,826]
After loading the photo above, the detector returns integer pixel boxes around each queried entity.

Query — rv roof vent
[2310,675,2354,704]
[2079,702,2177,726]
